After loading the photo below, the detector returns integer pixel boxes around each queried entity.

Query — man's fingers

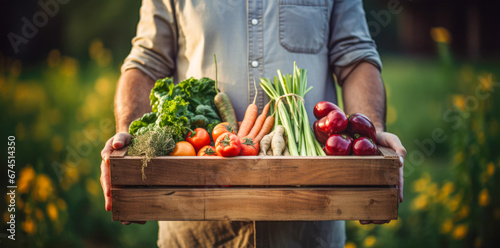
[100,160,112,211]
[101,137,114,165]
[113,132,132,150]
[377,132,406,167]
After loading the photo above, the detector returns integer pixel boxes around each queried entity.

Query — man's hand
[100,132,145,225]
[359,131,406,225]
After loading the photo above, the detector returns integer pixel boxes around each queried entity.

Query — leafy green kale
[129,76,221,141]
[155,96,192,142]
[129,112,157,136]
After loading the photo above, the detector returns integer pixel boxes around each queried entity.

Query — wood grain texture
[379,146,399,158]
[110,154,399,186]
[112,187,398,221]
[110,147,128,158]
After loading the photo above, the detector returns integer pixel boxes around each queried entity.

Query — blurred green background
[1,0,499,247]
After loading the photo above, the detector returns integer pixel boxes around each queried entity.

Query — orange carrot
[254,115,275,143]
[237,103,258,137]
[247,101,271,139]
[237,79,259,137]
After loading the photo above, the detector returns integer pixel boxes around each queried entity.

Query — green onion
[259,62,326,156]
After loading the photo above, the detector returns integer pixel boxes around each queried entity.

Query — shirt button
[251,19,259,25]
[251,61,259,68]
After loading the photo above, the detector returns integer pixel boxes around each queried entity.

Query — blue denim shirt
[122,0,381,247]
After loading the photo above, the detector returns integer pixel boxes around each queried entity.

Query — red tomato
[239,137,259,156]
[197,145,219,156]
[212,122,235,143]
[215,132,241,157]
[186,128,211,153]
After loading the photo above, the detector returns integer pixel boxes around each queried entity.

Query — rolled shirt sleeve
[328,0,382,72]
[121,0,178,81]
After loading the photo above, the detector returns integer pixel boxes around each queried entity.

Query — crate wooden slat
[112,187,398,221]
[110,150,399,186]
[110,146,400,221]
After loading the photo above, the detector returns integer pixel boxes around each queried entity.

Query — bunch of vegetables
[259,62,325,156]
[312,101,379,155]
[127,76,222,177]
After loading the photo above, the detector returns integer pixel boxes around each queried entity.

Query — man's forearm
[339,62,386,132]
[114,69,155,133]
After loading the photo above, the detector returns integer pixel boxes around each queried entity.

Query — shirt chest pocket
[279,0,329,54]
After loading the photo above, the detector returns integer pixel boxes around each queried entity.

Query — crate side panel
[111,187,398,221]
[110,156,399,186]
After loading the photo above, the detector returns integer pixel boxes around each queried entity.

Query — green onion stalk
[259,62,325,156]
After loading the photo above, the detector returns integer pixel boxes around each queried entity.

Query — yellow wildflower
[344,242,356,248]
[61,56,79,77]
[413,178,427,193]
[478,189,490,206]
[34,174,53,202]
[18,165,36,194]
[384,219,401,229]
[47,203,58,221]
[86,179,100,196]
[22,218,36,235]
[412,194,428,210]
[452,224,468,240]
[65,166,80,184]
[440,182,455,199]
[440,219,453,234]
[431,27,451,44]
[387,105,397,125]
[486,162,495,177]
[479,74,493,91]
[364,236,376,247]
[95,77,111,96]
[425,183,438,198]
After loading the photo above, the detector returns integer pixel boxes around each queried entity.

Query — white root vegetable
[260,130,275,154]
[272,125,285,156]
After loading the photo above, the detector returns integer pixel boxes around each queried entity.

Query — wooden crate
[110,146,400,222]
